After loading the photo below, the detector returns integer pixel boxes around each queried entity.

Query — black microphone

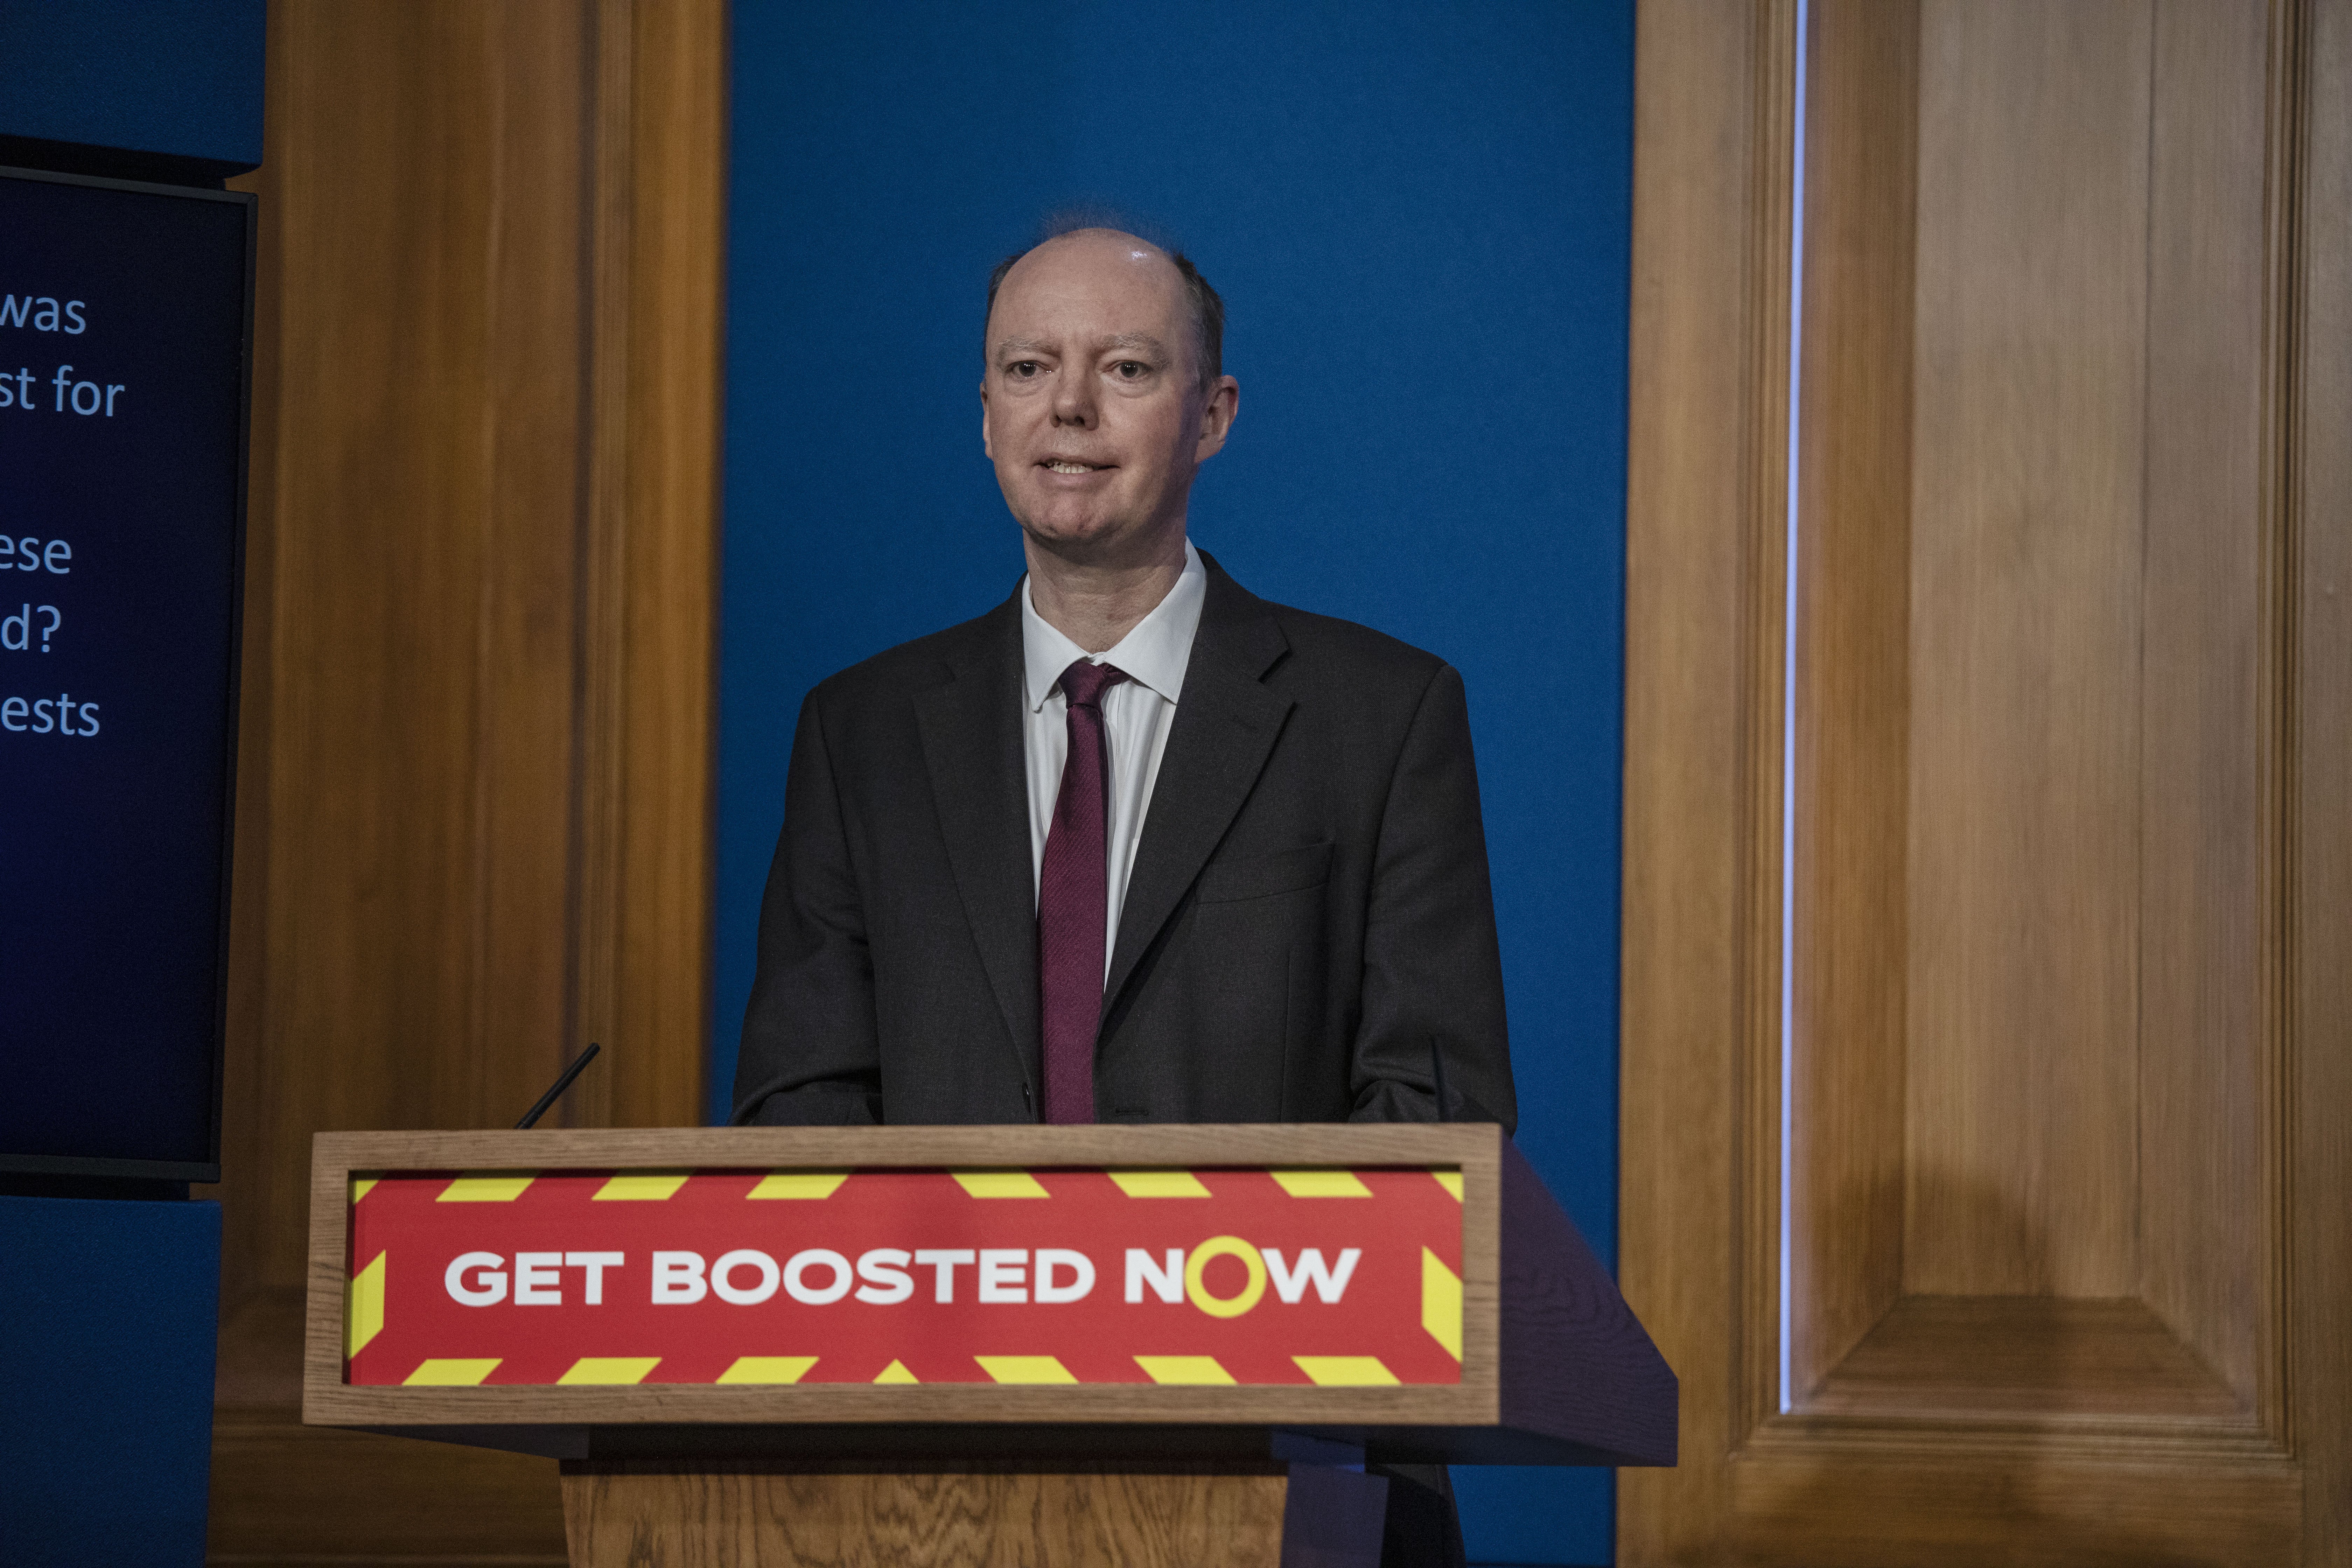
[1429,1034,1452,1123]
[515,1042,602,1129]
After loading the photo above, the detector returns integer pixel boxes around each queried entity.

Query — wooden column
[204,2,724,1559]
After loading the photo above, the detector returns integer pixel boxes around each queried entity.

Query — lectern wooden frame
[306,1124,1673,1566]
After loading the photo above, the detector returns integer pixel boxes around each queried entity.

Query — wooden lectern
[306,1125,1673,1566]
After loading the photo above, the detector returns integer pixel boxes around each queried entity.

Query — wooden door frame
[1616,0,2351,1560]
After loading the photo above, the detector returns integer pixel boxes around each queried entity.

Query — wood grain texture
[1620,0,2345,1559]
[1778,0,2283,1438]
[2289,3,2352,1558]
[1617,0,1795,1559]
[1786,0,1917,1403]
[570,0,723,1135]
[1726,1448,2301,1568]
[310,1121,1507,1170]
[203,2,723,1560]
[1802,1296,2242,1422]
[560,1465,1292,1568]
[219,32,596,1564]
[2136,0,2273,1417]
[210,1407,566,1565]
[1903,0,2153,1300]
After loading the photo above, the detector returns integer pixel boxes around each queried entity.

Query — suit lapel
[913,593,1041,1088]
[1104,560,1293,1011]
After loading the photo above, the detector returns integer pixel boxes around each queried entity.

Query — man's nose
[1050,366,1096,427]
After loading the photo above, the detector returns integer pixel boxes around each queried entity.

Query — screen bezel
[0,163,255,1184]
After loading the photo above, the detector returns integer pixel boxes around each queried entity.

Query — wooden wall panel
[203,1,722,1560]
[247,1,590,1267]
[2137,0,2272,1412]
[1903,0,2153,1301]
[578,0,724,1136]
[1621,0,2349,1559]
[1727,1449,2302,1568]
[1617,1,1796,1557]
[2290,0,2352,1550]
[1628,3,1787,1561]
[1787,0,1916,1403]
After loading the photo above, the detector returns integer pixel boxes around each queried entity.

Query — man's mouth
[1040,460,1110,475]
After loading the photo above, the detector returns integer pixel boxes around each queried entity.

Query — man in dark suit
[732,225,1513,1563]
[734,225,1513,1133]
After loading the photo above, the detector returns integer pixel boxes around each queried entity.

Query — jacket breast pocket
[1194,841,1334,905]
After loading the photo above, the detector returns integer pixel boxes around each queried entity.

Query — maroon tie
[1037,658,1130,1124]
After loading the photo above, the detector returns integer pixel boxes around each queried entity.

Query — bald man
[733,228,1514,1561]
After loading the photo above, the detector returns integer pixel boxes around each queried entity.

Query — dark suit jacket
[732,553,1515,1132]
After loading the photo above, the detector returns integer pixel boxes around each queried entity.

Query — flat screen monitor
[0,166,253,1182]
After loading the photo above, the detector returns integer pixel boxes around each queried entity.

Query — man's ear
[1195,375,1240,461]
[980,380,994,459]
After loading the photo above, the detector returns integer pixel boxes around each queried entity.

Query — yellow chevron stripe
[1270,1170,1372,1198]
[345,1251,386,1359]
[404,1358,501,1386]
[717,1356,818,1384]
[951,1170,1050,1198]
[873,1359,920,1384]
[350,1177,380,1205]
[976,1355,1077,1384]
[557,1357,661,1385]
[1431,1169,1464,1202]
[748,1171,850,1199]
[1422,1248,1464,1361]
[593,1171,690,1201]
[1108,1170,1212,1198]
[1135,1355,1236,1385]
[437,1171,536,1202]
[1293,1356,1400,1386]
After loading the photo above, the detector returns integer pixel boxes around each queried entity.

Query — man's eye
[1006,361,1040,378]
[1114,361,1148,379]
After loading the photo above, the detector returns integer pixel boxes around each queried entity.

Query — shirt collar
[1022,539,1206,713]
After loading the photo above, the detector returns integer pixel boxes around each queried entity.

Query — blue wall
[1,1196,224,1566]
[721,6,1631,1560]
[0,1,264,172]
[1,10,261,1563]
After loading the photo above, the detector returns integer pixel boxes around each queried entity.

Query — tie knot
[1059,658,1129,710]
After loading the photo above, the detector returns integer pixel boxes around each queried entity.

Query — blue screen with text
[0,169,248,1171]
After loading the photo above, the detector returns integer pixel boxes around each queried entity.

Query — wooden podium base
[559,1460,1389,1567]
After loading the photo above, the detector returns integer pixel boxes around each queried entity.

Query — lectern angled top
[305,1122,1674,1468]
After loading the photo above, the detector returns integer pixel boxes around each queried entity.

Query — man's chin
[1014,508,1141,558]
[1008,486,1189,567]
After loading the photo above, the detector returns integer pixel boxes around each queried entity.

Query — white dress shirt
[1022,540,1207,972]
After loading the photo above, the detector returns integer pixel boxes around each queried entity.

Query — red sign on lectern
[342,1164,1465,1390]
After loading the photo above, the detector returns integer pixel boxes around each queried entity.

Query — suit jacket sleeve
[731,688,884,1125]
[1347,663,1518,1133]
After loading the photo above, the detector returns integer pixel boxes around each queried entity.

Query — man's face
[981,231,1237,561]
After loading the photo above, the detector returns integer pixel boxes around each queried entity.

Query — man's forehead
[1026,226,1171,270]
[997,231,1183,307]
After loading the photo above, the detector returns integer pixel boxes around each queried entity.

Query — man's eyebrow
[991,334,1170,361]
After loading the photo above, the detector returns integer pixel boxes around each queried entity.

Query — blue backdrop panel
[722,5,1631,1560]
[0,1196,222,1567]
[0,1,264,170]
[0,12,262,1565]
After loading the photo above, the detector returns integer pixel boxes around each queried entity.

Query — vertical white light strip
[1778,0,1809,1417]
